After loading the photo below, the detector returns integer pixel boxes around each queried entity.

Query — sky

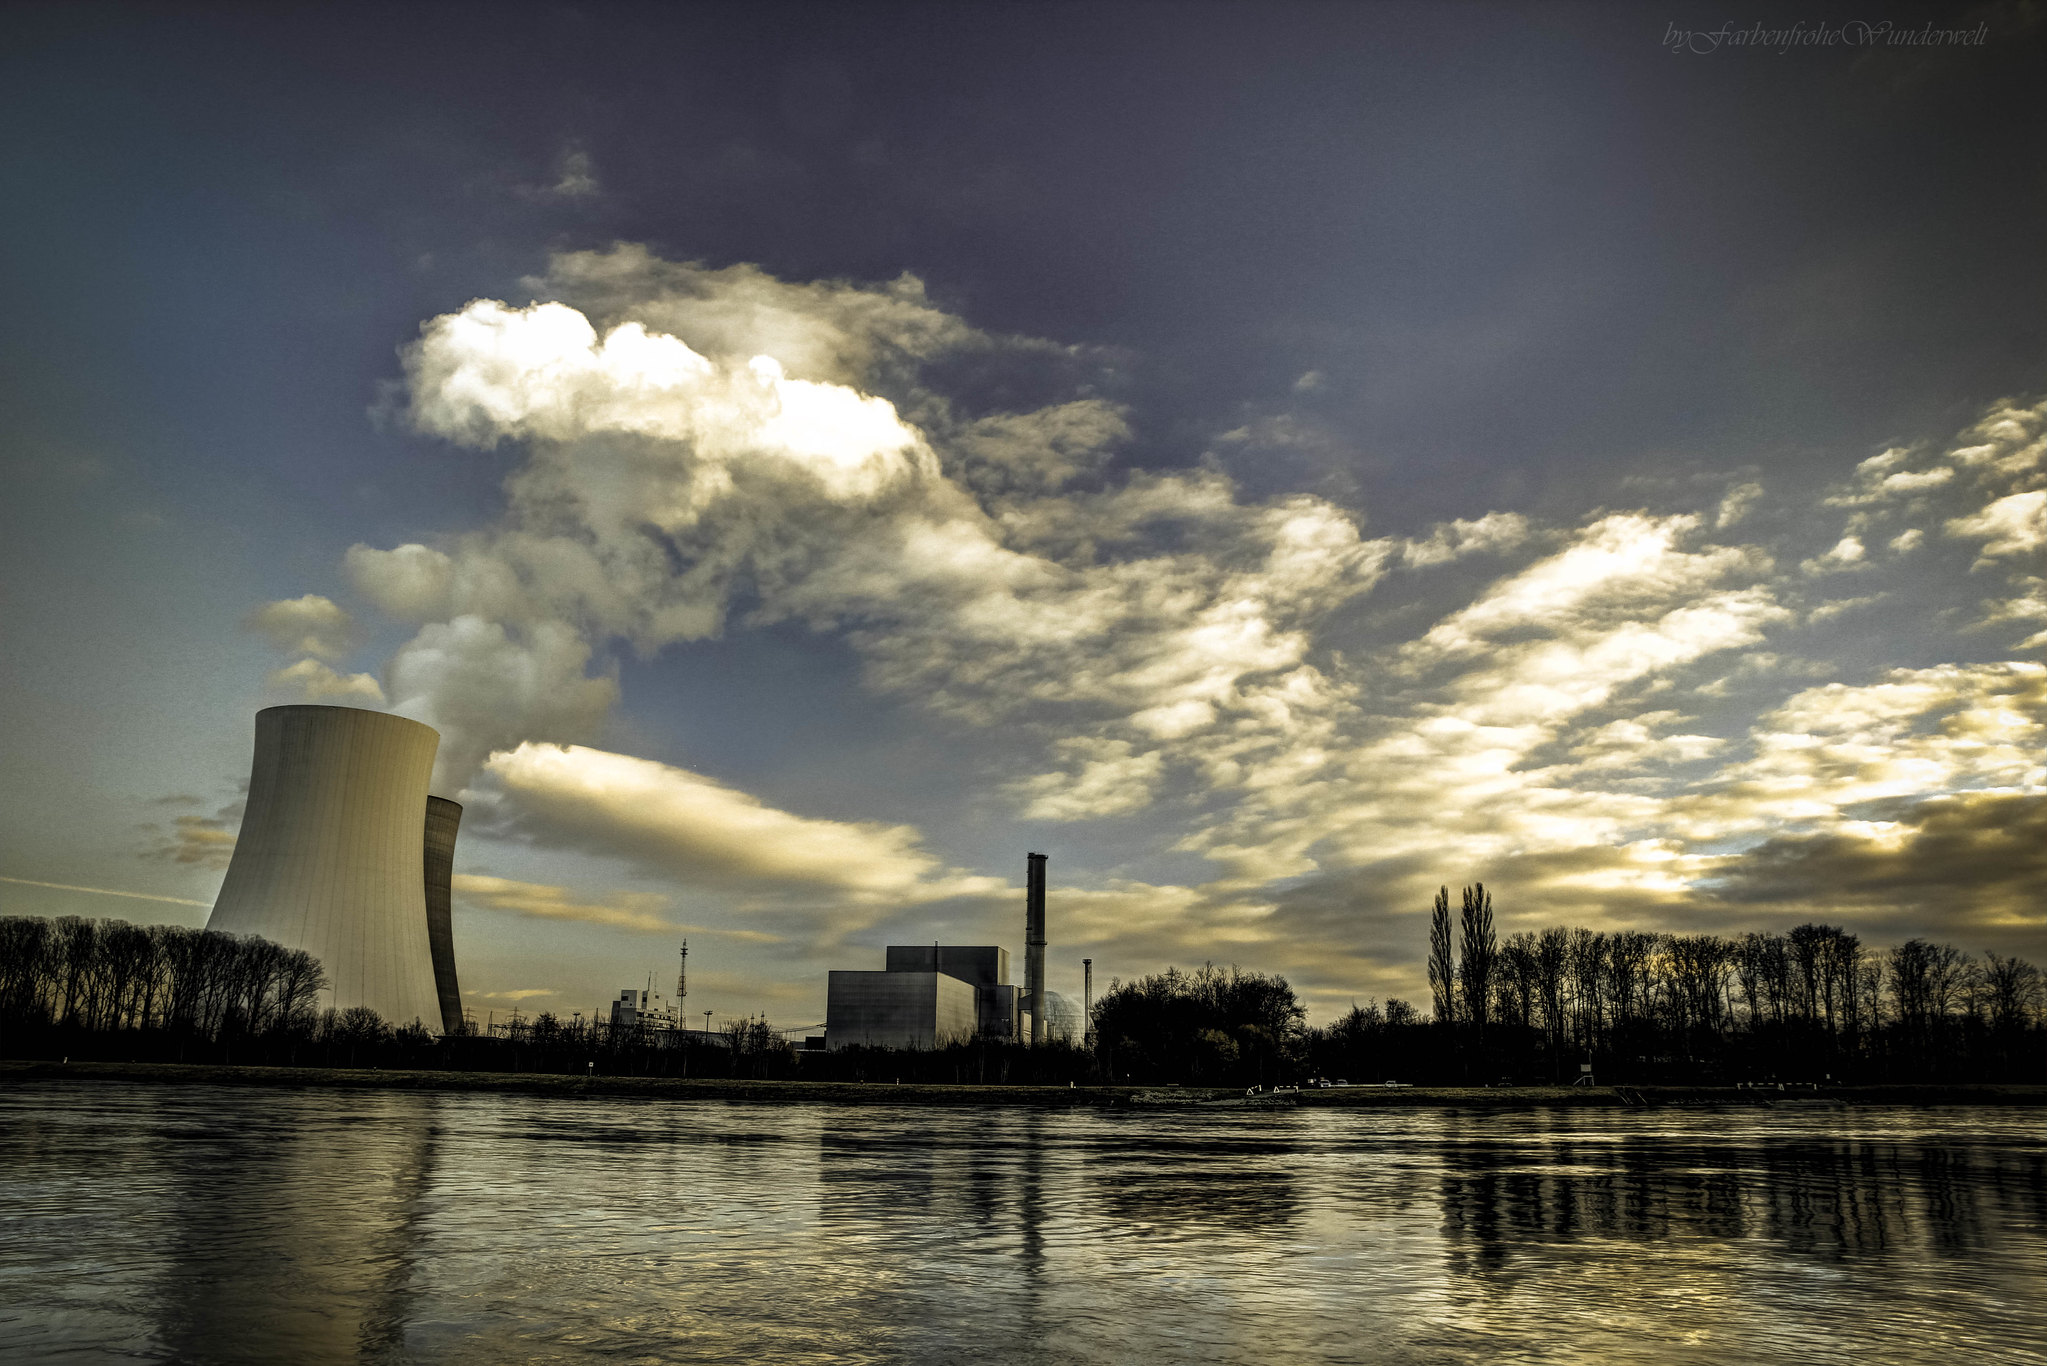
[4,0,2046,1028]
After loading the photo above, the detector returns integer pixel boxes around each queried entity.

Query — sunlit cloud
[245,594,361,659]
[452,873,674,934]
[233,245,2047,1006]
[266,657,385,705]
[478,743,1004,909]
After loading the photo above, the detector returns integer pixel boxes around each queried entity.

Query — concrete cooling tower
[423,796,464,1035]
[207,705,447,1030]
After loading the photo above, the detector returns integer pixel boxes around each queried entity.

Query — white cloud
[479,743,1004,910]
[266,658,386,704]
[246,595,360,659]
[1948,489,2047,562]
[452,873,672,934]
[387,617,617,791]
[1013,739,1165,821]
[1808,593,1886,624]
[1715,481,1763,529]
[1800,535,1867,575]
[293,248,2047,1005]
[1400,511,1531,567]
[345,543,458,621]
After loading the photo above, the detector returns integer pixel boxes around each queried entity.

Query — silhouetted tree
[1458,884,1496,1038]
[1093,963,1307,1086]
[1428,887,1456,1026]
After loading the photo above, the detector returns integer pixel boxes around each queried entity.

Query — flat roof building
[824,969,979,1051]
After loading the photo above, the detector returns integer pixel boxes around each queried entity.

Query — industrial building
[824,965,982,1050]
[822,852,1082,1049]
[206,705,462,1032]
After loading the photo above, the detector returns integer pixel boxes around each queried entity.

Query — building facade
[824,968,981,1051]
[827,944,1040,1050]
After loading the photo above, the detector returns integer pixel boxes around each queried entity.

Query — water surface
[2,1083,2042,1363]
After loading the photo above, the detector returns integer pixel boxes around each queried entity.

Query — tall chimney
[1026,852,1047,1045]
[1083,958,1093,1051]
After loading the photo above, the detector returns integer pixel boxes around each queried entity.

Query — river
[1,1082,2042,1363]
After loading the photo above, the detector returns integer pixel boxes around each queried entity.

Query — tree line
[1,915,334,1055]
[1350,884,2046,1084]
[8,903,2041,1086]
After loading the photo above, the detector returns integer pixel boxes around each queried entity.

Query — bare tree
[1534,926,1569,1067]
[1495,933,1539,1031]
[1567,929,1608,1053]
[1984,953,2042,1037]
[1428,887,1456,1026]
[1458,884,1496,1036]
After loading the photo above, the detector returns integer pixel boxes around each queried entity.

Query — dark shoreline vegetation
[8,1061,2046,1109]
[4,902,2043,1088]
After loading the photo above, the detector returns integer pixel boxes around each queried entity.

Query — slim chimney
[1083,958,1093,1050]
[1026,852,1047,1045]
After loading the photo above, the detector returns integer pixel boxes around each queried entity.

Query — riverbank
[5,1061,2043,1108]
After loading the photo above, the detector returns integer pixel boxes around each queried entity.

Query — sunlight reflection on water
[1,1083,2042,1364]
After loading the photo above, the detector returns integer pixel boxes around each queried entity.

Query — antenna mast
[678,938,689,1025]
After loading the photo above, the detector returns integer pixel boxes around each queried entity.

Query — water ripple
[1,1085,2042,1363]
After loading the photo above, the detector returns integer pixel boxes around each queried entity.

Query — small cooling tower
[423,795,464,1034]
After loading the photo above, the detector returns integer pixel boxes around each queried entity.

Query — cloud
[1678,662,2047,841]
[349,250,1391,793]
[344,542,459,621]
[246,594,362,658]
[1807,593,1886,624]
[266,658,385,704]
[1800,535,1866,574]
[1715,481,1764,529]
[1824,446,1954,508]
[945,400,1126,498]
[451,873,673,934]
[141,811,238,869]
[1948,489,2047,562]
[386,617,617,791]
[1012,738,1164,821]
[467,987,557,1002]
[1707,790,2047,941]
[548,147,599,198]
[479,743,1004,911]
[293,248,2047,1005]
[1399,511,1531,567]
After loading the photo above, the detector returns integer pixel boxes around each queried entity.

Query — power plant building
[823,853,1075,1050]
[206,705,459,1032]
[825,966,981,1050]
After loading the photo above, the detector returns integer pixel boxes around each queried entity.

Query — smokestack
[1026,852,1047,1045]
[1083,958,1093,1051]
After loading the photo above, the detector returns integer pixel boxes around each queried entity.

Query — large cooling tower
[423,796,464,1034]
[208,705,444,1029]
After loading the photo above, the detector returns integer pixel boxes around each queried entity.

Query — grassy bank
[6,1061,2044,1108]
